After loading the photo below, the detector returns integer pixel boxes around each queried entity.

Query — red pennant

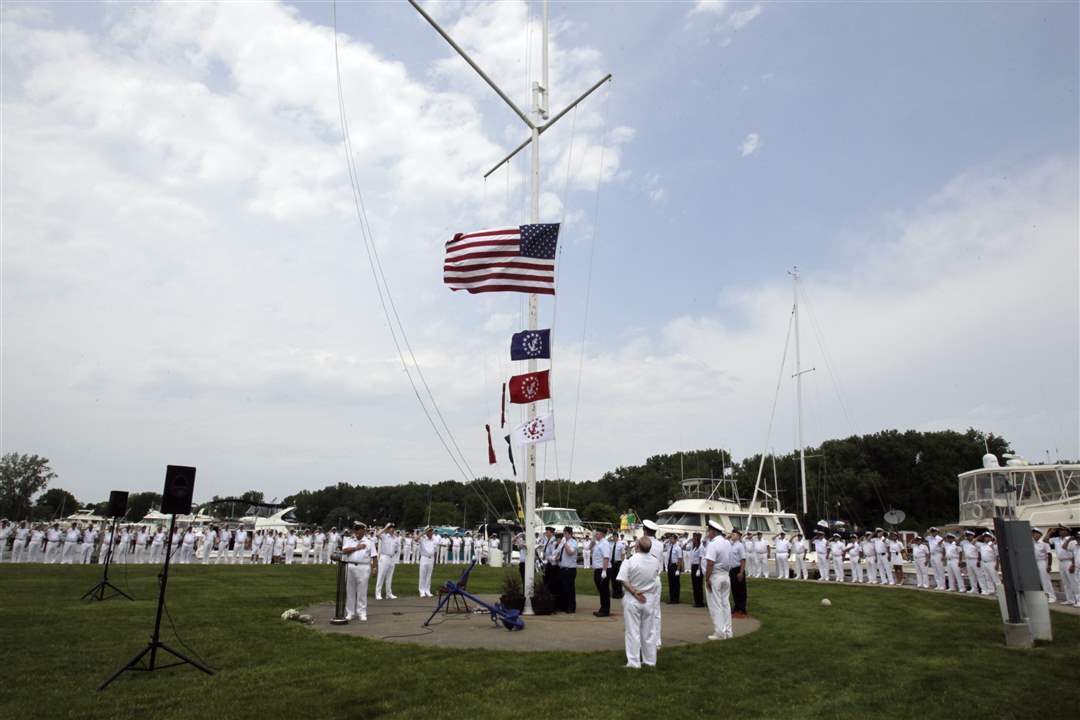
[508,370,551,404]
[500,383,506,428]
[485,424,497,465]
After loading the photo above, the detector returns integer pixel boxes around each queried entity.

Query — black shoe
[693,603,706,608]
[592,611,610,617]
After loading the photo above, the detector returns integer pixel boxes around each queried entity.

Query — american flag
[443,223,559,295]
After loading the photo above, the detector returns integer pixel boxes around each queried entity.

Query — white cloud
[643,171,666,204]
[687,1,764,36]
[739,132,761,157]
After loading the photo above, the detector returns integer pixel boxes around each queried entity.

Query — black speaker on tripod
[82,490,133,602]
[99,466,214,690]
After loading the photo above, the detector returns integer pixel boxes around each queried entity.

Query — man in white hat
[873,528,893,585]
[960,530,979,592]
[813,530,829,582]
[417,526,438,597]
[616,535,661,668]
[374,523,400,600]
[703,520,732,640]
[829,533,846,582]
[773,531,790,580]
[641,520,665,645]
[341,522,373,621]
[926,527,946,590]
[943,532,964,591]
[1030,528,1056,603]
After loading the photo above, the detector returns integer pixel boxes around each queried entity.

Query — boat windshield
[728,515,771,532]
[779,516,801,533]
[660,513,702,527]
[538,509,583,526]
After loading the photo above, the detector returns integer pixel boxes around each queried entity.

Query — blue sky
[2,1,1077,506]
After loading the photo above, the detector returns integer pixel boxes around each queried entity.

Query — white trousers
[11,539,27,563]
[756,554,767,578]
[345,563,371,619]
[1062,565,1079,605]
[794,556,808,580]
[115,546,129,564]
[965,564,980,593]
[930,557,946,589]
[832,557,845,582]
[149,545,163,564]
[866,556,878,584]
[375,556,396,597]
[623,592,658,668]
[914,558,929,587]
[180,546,194,564]
[946,560,965,591]
[61,543,78,564]
[418,557,435,596]
[706,571,732,638]
[877,556,894,584]
[80,543,93,564]
[817,557,829,582]
[850,558,863,583]
[300,548,310,564]
[975,565,995,594]
[775,554,788,579]
[202,543,213,564]
[285,547,295,564]
[1036,563,1055,600]
[134,546,146,564]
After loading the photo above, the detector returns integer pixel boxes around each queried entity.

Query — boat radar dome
[982,453,1000,469]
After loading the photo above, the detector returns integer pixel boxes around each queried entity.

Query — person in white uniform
[846,535,863,583]
[829,534,846,582]
[418,526,438,597]
[1030,529,1056,603]
[1066,534,1080,607]
[703,520,733,641]
[201,526,216,564]
[326,529,340,564]
[792,533,809,580]
[926,527,946,590]
[1052,530,1077,605]
[61,524,80,564]
[912,535,930,588]
[312,529,325,564]
[80,524,97,564]
[0,520,11,563]
[873,529,893,585]
[753,533,768,579]
[375,524,400,600]
[773,531,790,579]
[180,529,196,564]
[974,532,997,595]
[215,527,230,564]
[11,521,29,563]
[813,531,829,582]
[616,536,661,669]
[341,523,373,621]
[29,525,47,563]
[284,530,297,565]
[232,527,246,564]
[641,520,665,647]
[860,532,877,584]
[942,533,964,591]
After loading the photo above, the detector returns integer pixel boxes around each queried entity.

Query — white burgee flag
[512,413,555,445]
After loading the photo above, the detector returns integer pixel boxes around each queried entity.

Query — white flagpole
[408,0,608,616]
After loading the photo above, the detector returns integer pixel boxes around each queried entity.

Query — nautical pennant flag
[504,435,517,476]
[508,370,551,404]
[512,413,555,445]
[510,328,551,361]
[485,424,497,465]
[443,223,559,295]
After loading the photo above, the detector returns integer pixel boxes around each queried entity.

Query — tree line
[0,428,1032,529]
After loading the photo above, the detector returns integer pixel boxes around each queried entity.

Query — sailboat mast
[523,0,550,617]
[792,268,808,515]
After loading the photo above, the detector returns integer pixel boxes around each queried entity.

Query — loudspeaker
[161,465,196,515]
[108,490,129,519]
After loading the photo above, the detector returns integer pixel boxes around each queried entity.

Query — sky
[2,1,1077,509]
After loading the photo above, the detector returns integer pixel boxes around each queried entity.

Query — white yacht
[958,454,1080,529]
[534,504,588,535]
[654,477,804,541]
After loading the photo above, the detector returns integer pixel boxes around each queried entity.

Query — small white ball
[820,598,832,607]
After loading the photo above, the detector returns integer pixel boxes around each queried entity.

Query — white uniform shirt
[775,538,791,555]
[591,539,611,570]
[379,533,400,558]
[704,535,732,573]
[616,551,661,595]
[794,539,807,556]
[913,543,929,561]
[66,529,80,544]
[557,538,578,568]
[813,538,828,558]
[47,528,61,544]
[342,534,372,563]
[183,532,195,547]
[945,540,960,561]
[1033,539,1049,563]
[663,541,682,566]
[418,535,438,560]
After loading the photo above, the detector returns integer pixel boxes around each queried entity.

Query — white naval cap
[642,520,659,532]
[707,519,724,533]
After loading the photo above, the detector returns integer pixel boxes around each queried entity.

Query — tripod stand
[98,513,214,690]
[82,516,133,602]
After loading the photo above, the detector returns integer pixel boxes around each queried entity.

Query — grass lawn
[2,562,1077,719]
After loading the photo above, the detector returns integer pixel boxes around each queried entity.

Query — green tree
[0,452,57,519]
[427,501,460,526]
[33,488,78,521]
[126,491,162,521]
[581,502,618,526]
[322,505,358,529]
